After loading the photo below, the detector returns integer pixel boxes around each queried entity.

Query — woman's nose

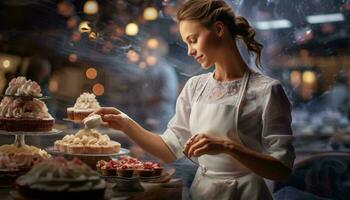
[187,47,196,57]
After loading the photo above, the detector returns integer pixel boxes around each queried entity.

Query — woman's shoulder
[250,72,280,89]
[185,72,211,89]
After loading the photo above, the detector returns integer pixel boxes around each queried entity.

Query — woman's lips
[196,55,204,62]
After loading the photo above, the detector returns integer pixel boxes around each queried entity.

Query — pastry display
[0,144,51,187]
[54,128,121,154]
[0,77,54,132]
[67,92,100,121]
[97,156,163,178]
[16,157,106,200]
[0,144,51,170]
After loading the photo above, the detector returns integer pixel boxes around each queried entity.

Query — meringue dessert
[67,92,100,121]
[0,77,54,132]
[54,128,120,154]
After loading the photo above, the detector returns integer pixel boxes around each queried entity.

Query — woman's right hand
[91,107,131,132]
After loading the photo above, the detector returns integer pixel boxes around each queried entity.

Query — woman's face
[179,20,220,69]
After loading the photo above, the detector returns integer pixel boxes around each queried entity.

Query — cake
[67,92,100,121]
[0,77,54,132]
[0,144,51,187]
[0,144,51,169]
[54,128,121,154]
[16,157,106,200]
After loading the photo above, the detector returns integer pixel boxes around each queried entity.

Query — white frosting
[5,77,42,97]
[0,77,51,119]
[57,129,114,146]
[0,98,52,119]
[73,93,100,110]
[83,114,102,129]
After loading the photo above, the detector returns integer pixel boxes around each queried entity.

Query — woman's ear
[213,21,225,37]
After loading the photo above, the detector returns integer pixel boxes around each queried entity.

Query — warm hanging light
[127,50,140,63]
[125,23,139,36]
[146,55,157,66]
[86,67,97,79]
[2,60,10,68]
[303,71,316,84]
[89,31,99,40]
[83,0,99,15]
[139,62,147,69]
[68,54,78,62]
[147,38,159,49]
[79,21,91,33]
[143,7,158,21]
[92,83,104,96]
[290,70,301,87]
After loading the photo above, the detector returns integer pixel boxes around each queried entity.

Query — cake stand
[0,129,62,148]
[46,147,130,169]
[99,168,175,195]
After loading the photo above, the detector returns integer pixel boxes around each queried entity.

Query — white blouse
[161,72,295,169]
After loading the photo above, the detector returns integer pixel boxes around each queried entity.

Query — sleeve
[262,81,295,169]
[160,77,196,159]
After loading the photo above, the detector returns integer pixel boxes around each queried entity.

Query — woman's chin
[200,62,213,70]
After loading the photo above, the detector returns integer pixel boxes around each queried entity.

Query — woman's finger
[187,138,209,157]
[192,144,209,157]
[184,134,200,156]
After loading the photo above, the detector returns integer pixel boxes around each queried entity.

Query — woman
[94,0,295,199]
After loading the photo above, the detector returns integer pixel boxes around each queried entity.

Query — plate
[46,147,130,157]
[0,129,62,136]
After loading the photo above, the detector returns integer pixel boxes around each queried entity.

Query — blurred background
[1,0,350,199]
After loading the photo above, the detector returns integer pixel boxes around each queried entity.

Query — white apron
[188,70,272,200]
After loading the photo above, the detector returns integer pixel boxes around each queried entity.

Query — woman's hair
[177,0,263,67]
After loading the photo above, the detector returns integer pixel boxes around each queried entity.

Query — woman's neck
[213,43,248,81]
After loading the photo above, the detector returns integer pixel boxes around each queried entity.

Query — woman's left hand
[183,134,235,157]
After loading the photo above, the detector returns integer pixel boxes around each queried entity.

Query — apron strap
[195,73,211,102]
[233,69,251,142]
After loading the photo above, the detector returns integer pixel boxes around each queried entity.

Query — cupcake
[137,162,154,177]
[72,93,100,121]
[152,162,163,176]
[117,164,134,177]
[66,107,74,120]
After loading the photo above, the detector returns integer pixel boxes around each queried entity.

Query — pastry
[16,157,106,200]
[0,77,54,132]
[54,129,120,154]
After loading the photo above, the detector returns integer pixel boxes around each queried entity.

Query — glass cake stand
[46,147,130,170]
[0,129,62,148]
[99,168,175,195]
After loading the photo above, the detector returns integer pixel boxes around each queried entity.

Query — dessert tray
[100,168,175,193]
[0,94,50,101]
[46,146,130,157]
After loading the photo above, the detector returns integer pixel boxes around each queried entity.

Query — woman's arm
[184,134,291,181]
[94,107,177,163]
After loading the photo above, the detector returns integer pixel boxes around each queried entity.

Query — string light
[303,71,316,84]
[68,54,78,62]
[127,50,140,63]
[83,0,99,15]
[89,31,99,40]
[86,67,97,79]
[143,7,158,21]
[147,38,159,49]
[92,83,104,96]
[125,23,139,36]
[3,60,10,68]
[146,55,157,66]
[139,61,147,69]
[79,21,91,33]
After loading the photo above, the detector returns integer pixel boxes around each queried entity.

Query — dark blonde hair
[177,0,263,67]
